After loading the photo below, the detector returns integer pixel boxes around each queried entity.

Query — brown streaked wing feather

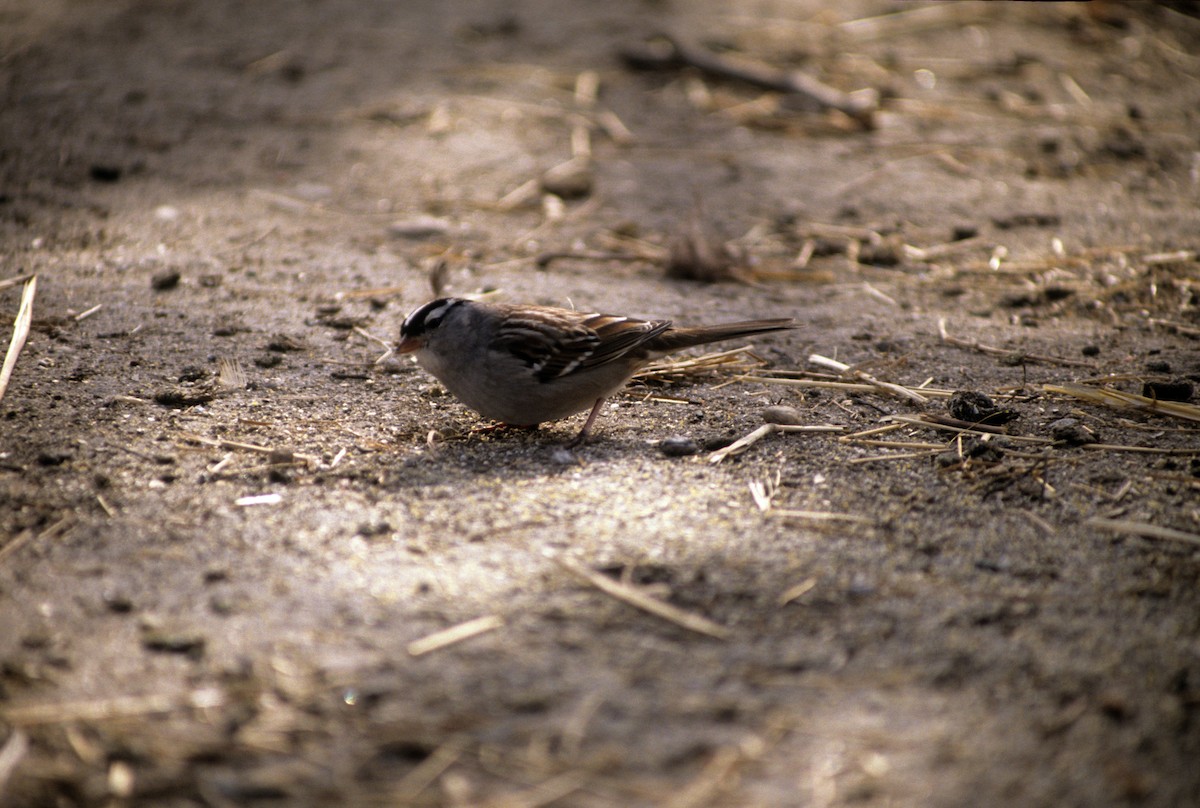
[575,314,673,370]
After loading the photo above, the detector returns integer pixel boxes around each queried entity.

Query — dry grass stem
[407,615,505,657]
[1082,443,1200,456]
[2,688,225,728]
[392,736,467,800]
[843,423,910,440]
[0,274,36,403]
[0,272,36,292]
[769,510,874,524]
[842,438,944,450]
[808,354,929,404]
[0,730,29,797]
[665,732,775,808]
[554,556,730,640]
[1045,383,1200,425]
[748,470,781,512]
[482,770,588,808]
[353,326,394,364]
[0,516,74,565]
[181,434,320,464]
[1086,518,1200,547]
[709,423,845,464]
[939,318,1095,368]
[73,303,103,321]
[1148,318,1200,337]
[885,414,1053,444]
[847,450,940,464]
[778,577,817,606]
[635,346,767,384]
[741,374,956,399]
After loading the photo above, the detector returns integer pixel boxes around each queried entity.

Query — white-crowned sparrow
[397,297,795,444]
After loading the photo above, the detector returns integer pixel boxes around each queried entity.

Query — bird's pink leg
[565,398,606,448]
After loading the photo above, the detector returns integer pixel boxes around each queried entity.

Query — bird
[396,297,796,445]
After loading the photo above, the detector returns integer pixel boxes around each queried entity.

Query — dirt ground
[2,1,1200,805]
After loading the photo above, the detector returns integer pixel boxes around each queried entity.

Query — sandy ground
[2,1,1200,806]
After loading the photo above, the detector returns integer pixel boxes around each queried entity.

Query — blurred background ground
[1,1,1199,806]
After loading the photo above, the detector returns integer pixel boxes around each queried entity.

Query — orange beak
[395,336,423,355]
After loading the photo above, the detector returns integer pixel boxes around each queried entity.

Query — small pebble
[388,215,452,239]
[946,390,1018,424]
[1142,379,1193,402]
[1048,417,1097,446]
[1081,345,1100,357]
[762,405,804,426]
[151,269,181,291]
[659,436,700,457]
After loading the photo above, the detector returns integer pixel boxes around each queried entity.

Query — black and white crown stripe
[400,297,464,337]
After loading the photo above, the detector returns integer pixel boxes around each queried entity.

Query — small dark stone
[142,629,205,658]
[356,519,392,537]
[951,224,979,241]
[266,334,307,352]
[102,591,134,613]
[992,212,1061,230]
[89,164,123,183]
[1048,417,1097,446]
[947,391,1019,425]
[1081,345,1100,357]
[702,434,736,451]
[267,448,296,465]
[1145,360,1172,373]
[1142,379,1193,402]
[857,238,903,267]
[660,436,700,457]
[37,450,72,466]
[151,269,181,291]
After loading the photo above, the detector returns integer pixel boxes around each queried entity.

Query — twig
[554,556,730,640]
[0,274,36,403]
[708,423,844,464]
[808,353,928,404]
[938,318,1095,368]
[621,32,877,128]
[1086,518,1200,547]
[407,615,505,657]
